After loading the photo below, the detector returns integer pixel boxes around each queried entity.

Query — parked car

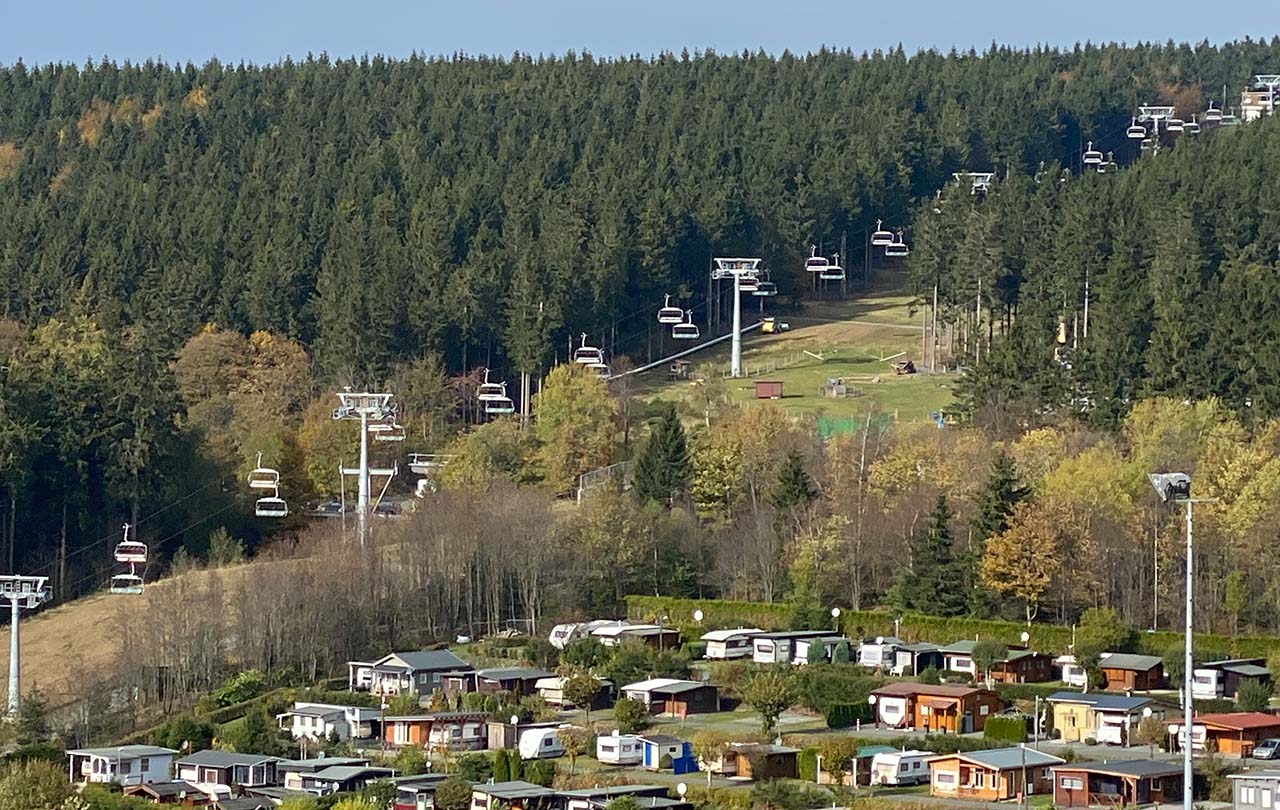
[1255,739,1280,760]
[311,500,346,517]
[373,501,401,517]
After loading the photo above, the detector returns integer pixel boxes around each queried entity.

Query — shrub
[434,777,472,810]
[797,748,818,781]
[917,666,941,684]
[523,759,555,786]
[209,670,266,708]
[824,703,873,729]
[983,715,1028,744]
[1238,678,1274,712]
[613,697,650,735]
[684,641,707,660]
[455,753,492,782]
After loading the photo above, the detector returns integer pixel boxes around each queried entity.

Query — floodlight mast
[1147,472,1210,810]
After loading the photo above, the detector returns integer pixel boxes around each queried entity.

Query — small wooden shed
[755,380,783,399]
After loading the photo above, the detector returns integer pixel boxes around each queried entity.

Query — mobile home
[751,630,831,664]
[700,628,763,660]
[871,750,934,786]
[518,728,566,760]
[596,733,643,765]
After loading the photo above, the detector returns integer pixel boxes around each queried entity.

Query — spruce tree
[771,450,817,510]
[631,404,689,506]
[893,495,965,616]
[966,452,1028,615]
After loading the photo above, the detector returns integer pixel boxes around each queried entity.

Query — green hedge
[825,703,874,729]
[626,596,1280,658]
[983,715,1028,744]
[798,748,818,781]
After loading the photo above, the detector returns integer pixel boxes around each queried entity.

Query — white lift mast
[712,257,764,378]
[1,575,50,717]
[332,391,397,547]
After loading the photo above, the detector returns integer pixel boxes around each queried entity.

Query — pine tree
[965,452,1028,615]
[893,495,965,616]
[631,404,689,506]
[771,450,816,510]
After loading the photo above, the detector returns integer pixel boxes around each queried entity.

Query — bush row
[626,596,1280,658]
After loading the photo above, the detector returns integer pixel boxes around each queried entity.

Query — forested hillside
[914,106,1280,426]
[3,41,1280,603]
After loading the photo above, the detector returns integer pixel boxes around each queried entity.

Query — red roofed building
[1172,713,1280,757]
[870,682,1004,734]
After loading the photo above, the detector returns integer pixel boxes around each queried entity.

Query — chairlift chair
[484,390,515,415]
[247,452,280,489]
[884,233,910,258]
[573,333,604,365]
[1140,137,1154,152]
[871,219,895,247]
[657,294,684,325]
[375,424,406,442]
[753,281,778,297]
[255,493,289,518]
[588,362,611,379]
[1221,112,1241,127]
[819,254,845,280]
[736,274,759,293]
[1082,141,1103,166]
[1185,116,1201,134]
[478,369,507,402]
[110,573,145,596]
[1204,103,1222,123]
[1127,118,1147,140]
[1167,118,1184,133]
[1097,152,1118,174]
[805,246,829,273]
[672,311,700,340]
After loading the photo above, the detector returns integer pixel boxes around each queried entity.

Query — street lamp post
[1148,472,1214,810]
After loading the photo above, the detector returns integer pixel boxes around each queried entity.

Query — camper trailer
[518,727,566,760]
[700,628,763,660]
[596,733,643,765]
[548,620,624,650]
[871,750,934,786]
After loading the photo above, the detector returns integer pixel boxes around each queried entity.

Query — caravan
[596,733,643,765]
[518,727,566,760]
[871,750,934,786]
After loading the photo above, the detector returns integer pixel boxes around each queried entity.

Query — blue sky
[1,0,1274,66]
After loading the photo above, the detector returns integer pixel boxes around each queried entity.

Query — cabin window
[601,744,615,753]
[1263,790,1273,809]
[1243,787,1257,805]
[980,706,990,716]
[140,758,150,770]
[900,763,909,773]
[974,771,985,787]
[935,772,956,785]
[120,761,132,774]
[1061,777,1084,790]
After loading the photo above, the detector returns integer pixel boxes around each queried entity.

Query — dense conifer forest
[3,40,1280,603]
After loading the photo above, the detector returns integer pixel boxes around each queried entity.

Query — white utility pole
[2,575,50,717]
[731,272,742,377]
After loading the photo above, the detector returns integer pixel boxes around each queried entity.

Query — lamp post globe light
[1147,471,1209,810]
